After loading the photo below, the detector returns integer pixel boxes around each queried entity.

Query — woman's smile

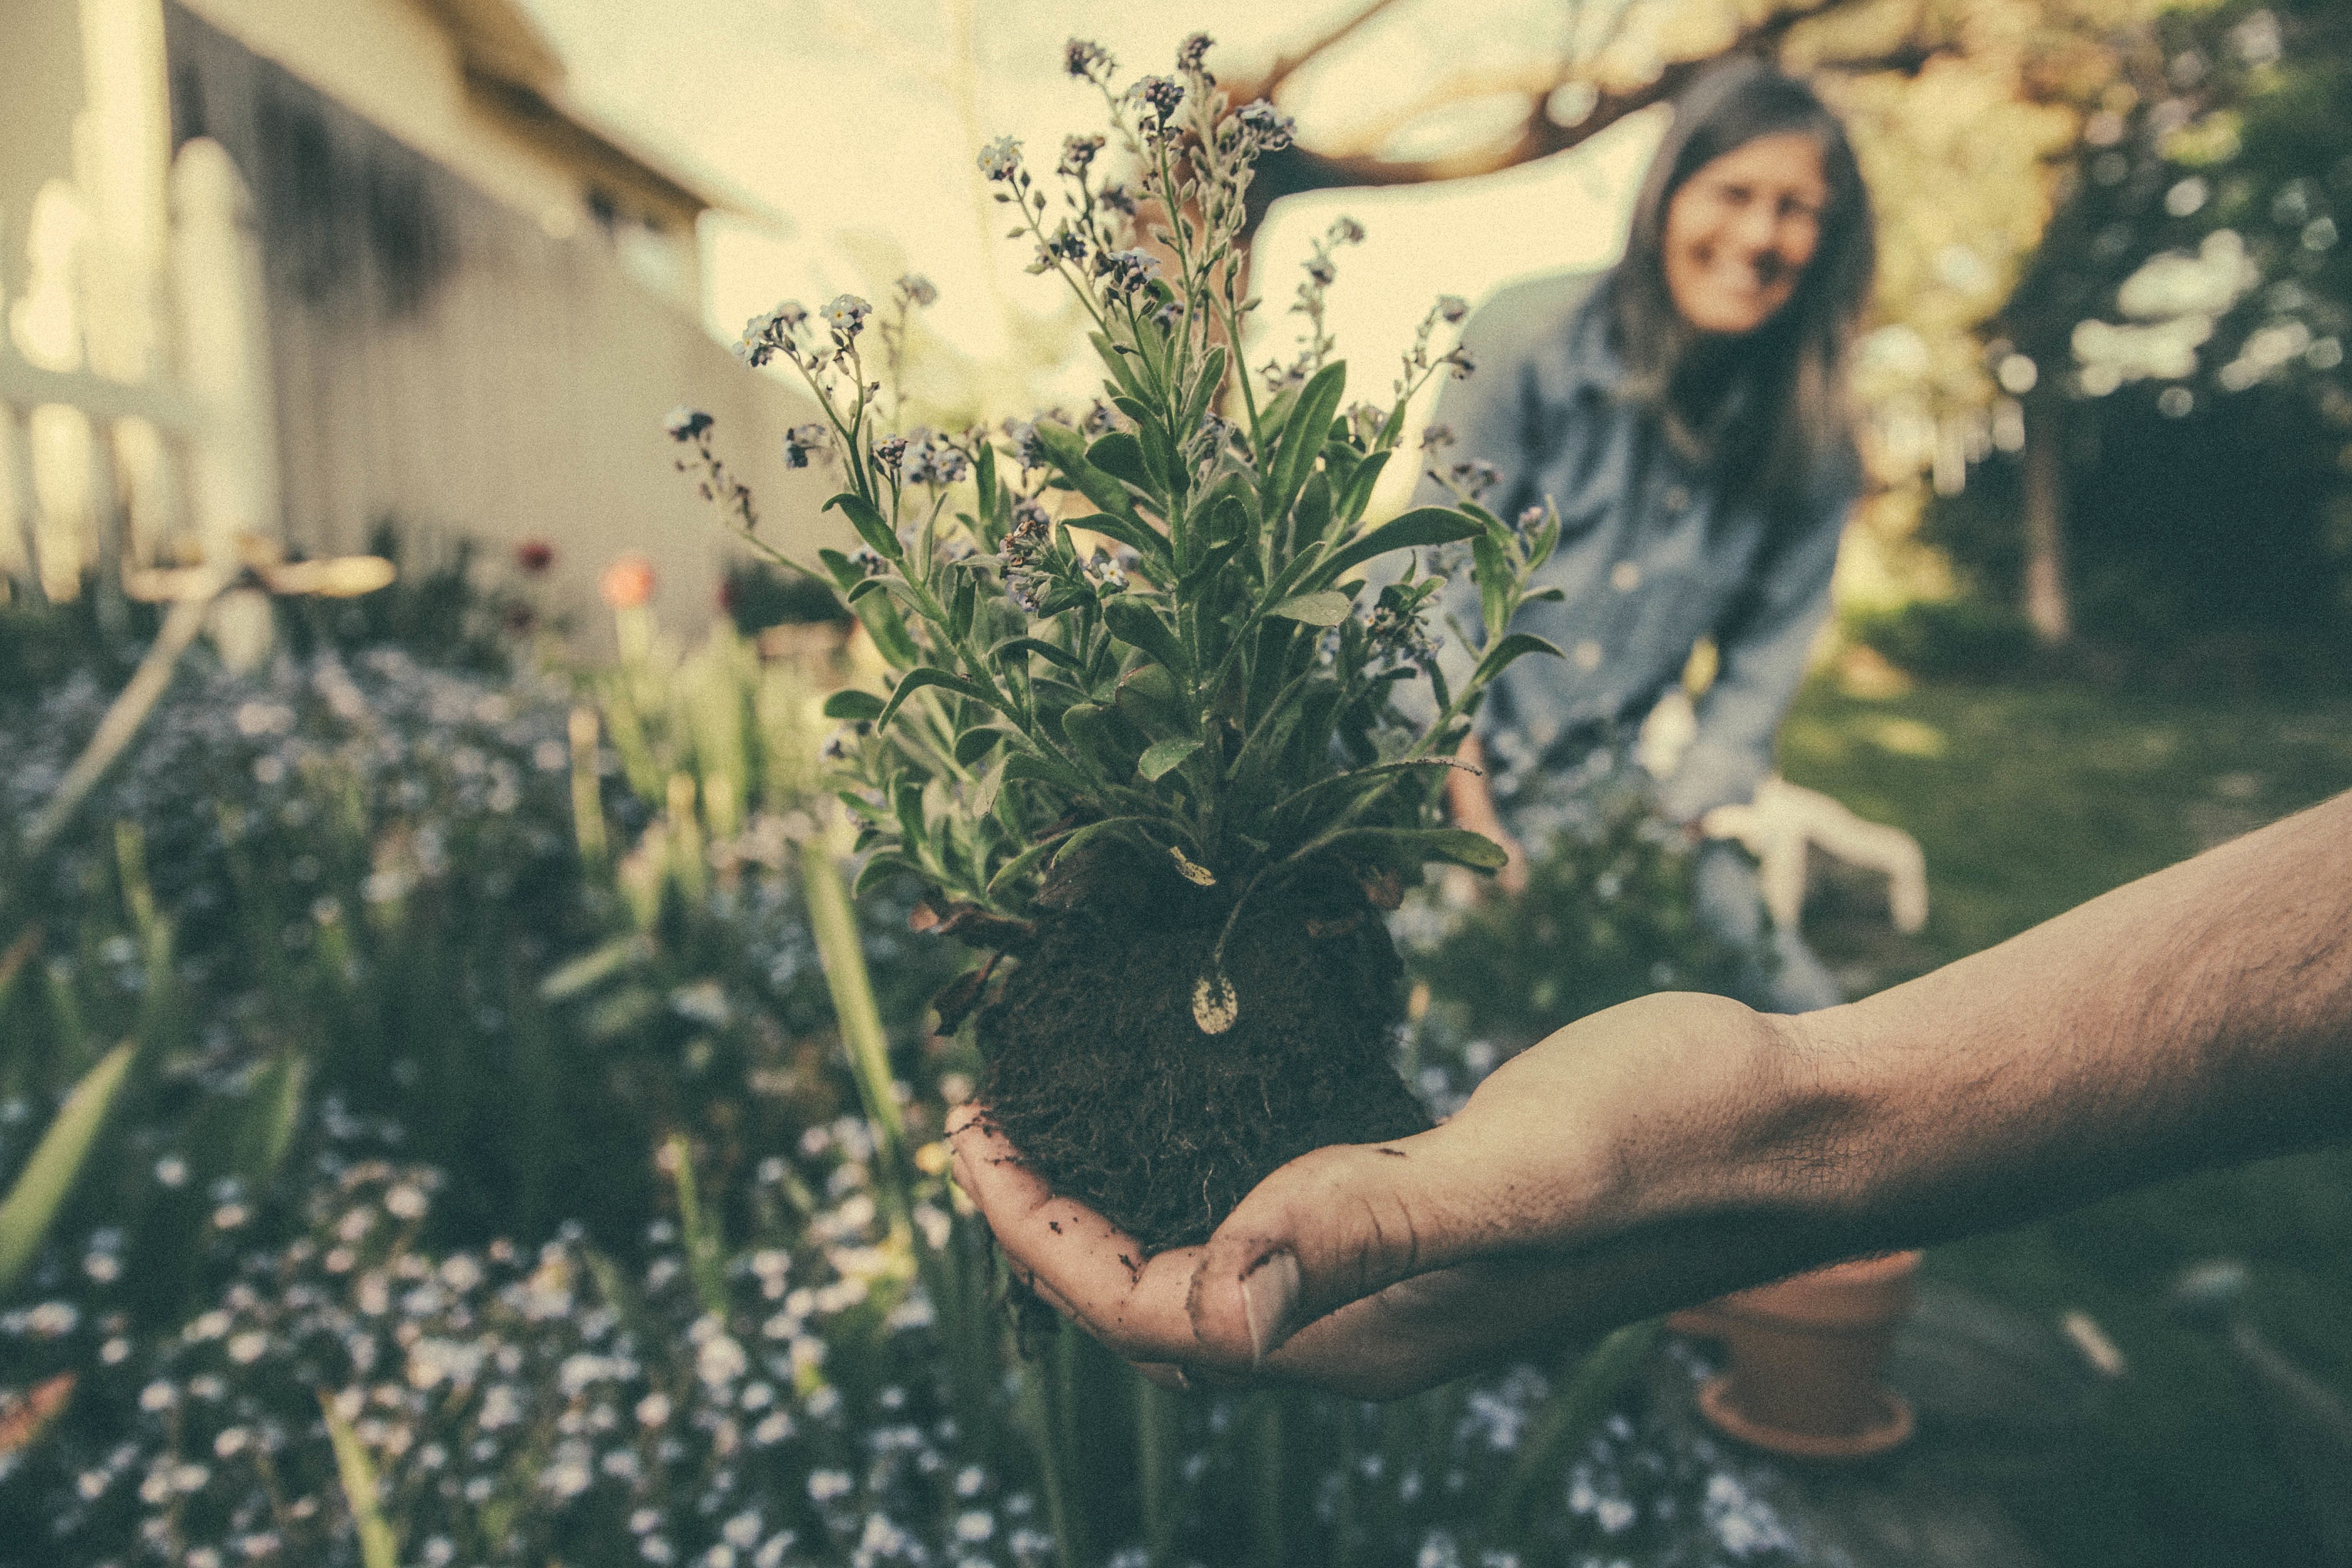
[1663,131,1829,335]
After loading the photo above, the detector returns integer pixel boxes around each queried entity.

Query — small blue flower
[977,136,1022,182]
[820,294,873,338]
[663,407,714,442]
[1127,74,1184,127]
[1065,38,1113,83]
[1096,247,1161,295]
[781,423,829,469]
[1236,99,1295,152]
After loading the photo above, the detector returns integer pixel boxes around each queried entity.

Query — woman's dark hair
[1608,57,1875,507]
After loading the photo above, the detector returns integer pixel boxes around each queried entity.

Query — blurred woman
[1419,57,1876,1012]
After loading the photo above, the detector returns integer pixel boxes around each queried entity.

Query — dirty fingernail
[1239,1250,1301,1365]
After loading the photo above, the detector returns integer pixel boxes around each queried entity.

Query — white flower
[807,1467,852,1502]
[478,1384,524,1431]
[977,136,1022,181]
[820,294,873,337]
[691,1335,748,1392]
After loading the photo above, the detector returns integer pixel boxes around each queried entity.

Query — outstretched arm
[951,790,2352,1399]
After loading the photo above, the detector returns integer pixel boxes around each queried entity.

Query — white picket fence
[0,136,270,611]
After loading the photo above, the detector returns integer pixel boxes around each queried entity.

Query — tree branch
[1238,0,1945,229]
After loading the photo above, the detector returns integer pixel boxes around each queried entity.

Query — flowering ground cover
[0,572,1797,1568]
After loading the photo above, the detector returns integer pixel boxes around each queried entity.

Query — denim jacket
[1407,270,1856,823]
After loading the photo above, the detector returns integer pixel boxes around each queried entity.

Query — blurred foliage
[1404,788,1745,1055]
[719,557,850,638]
[1924,380,2350,678]
[1925,0,2352,668]
[1842,594,2040,681]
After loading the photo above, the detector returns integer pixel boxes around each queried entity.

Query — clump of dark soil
[975,841,1430,1253]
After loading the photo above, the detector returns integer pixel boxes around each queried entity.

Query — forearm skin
[1688,791,2352,1270]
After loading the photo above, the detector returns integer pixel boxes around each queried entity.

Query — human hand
[947,993,1799,1400]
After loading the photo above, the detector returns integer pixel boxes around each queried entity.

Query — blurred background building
[0,0,829,636]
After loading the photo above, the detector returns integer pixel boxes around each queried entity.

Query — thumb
[1182,1127,1473,1369]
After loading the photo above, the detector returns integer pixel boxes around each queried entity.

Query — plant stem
[1137,1373,1176,1566]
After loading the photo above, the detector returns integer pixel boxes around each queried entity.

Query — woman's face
[1662,131,1829,336]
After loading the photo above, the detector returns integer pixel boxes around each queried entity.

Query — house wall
[169,0,698,309]
[161,3,843,641]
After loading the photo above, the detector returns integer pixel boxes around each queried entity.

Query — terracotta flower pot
[1668,1250,1922,1460]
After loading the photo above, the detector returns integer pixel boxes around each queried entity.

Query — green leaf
[1068,512,1173,571]
[817,547,861,592]
[952,726,1011,766]
[824,491,902,560]
[1114,662,1184,730]
[1267,758,1469,829]
[1259,539,1331,611]
[1314,506,1485,587]
[984,833,1065,898]
[1323,825,1510,872]
[1058,701,1136,778]
[1050,815,1156,869]
[853,852,928,900]
[823,689,887,722]
[1087,432,1156,497]
[845,577,889,603]
[852,591,922,669]
[1101,595,1194,683]
[877,668,1003,732]
[1090,331,1149,401]
[1033,422,1142,525]
[1473,632,1565,686]
[1268,589,1353,626]
[949,572,977,642]
[1179,537,1244,596]
[1334,447,1393,523]
[990,634,1086,672]
[0,1041,135,1295]
[1138,736,1202,781]
[1413,827,1513,870]
[1473,531,1510,643]
[1182,345,1228,433]
[971,752,1011,819]
[321,1394,401,1568]
[1266,361,1346,520]
[539,934,652,1001]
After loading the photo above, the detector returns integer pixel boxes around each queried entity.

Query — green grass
[1778,675,2352,1568]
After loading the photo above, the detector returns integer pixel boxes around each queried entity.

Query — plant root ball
[976,842,1429,1253]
